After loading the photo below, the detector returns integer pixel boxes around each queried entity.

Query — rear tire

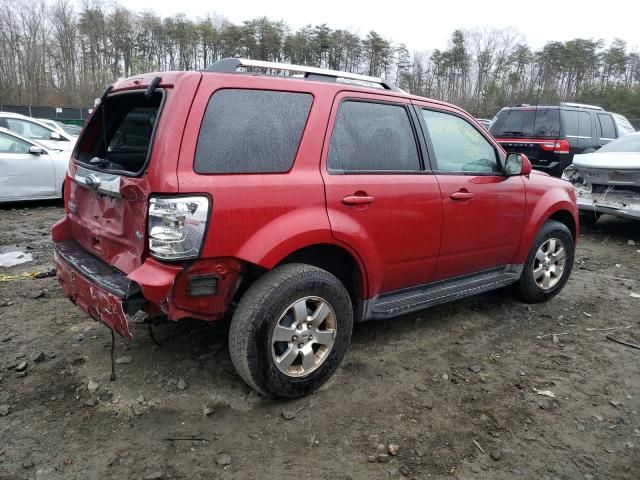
[515,220,574,303]
[228,263,353,398]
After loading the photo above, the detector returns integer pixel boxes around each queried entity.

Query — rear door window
[327,100,420,172]
[5,119,55,141]
[195,89,312,174]
[489,108,559,138]
[597,114,617,140]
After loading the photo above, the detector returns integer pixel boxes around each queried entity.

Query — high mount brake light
[148,196,210,260]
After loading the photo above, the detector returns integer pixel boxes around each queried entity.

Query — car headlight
[148,196,210,260]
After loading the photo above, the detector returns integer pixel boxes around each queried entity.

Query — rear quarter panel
[176,74,345,270]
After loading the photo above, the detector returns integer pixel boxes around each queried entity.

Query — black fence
[0,104,91,125]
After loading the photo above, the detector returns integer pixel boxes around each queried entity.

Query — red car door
[321,92,442,298]
[414,103,526,280]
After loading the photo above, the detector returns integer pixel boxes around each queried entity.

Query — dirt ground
[1,201,639,480]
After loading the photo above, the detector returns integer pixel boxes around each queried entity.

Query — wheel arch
[548,209,577,241]
[517,197,579,264]
[239,242,369,322]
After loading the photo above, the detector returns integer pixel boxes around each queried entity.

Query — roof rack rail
[560,102,604,111]
[513,103,531,107]
[206,58,402,92]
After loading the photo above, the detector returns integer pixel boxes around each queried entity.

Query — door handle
[450,190,474,201]
[342,194,375,205]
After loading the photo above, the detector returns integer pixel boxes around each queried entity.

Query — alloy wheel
[271,296,337,377]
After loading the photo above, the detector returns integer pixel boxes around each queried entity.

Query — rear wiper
[90,156,108,168]
[501,130,524,135]
[89,156,124,171]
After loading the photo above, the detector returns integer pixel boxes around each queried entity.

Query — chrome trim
[232,58,385,85]
[75,165,121,197]
[565,135,592,139]
[560,102,604,111]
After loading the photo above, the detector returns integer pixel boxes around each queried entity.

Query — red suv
[52,59,578,398]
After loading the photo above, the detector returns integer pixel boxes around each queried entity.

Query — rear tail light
[148,196,210,260]
[540,139,570,154]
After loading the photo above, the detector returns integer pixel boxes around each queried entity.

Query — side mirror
[504,153,532,176]
[29,146,43,155]
[50,131,61,140]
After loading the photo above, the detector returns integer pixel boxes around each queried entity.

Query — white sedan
[562,132,640,222]
[0,128,69,202]
[0,113,76,152]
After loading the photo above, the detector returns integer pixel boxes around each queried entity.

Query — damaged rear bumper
[562,165,640,221]
[52,217,244,338]
[576,190,640,220]
[54,240,144,339]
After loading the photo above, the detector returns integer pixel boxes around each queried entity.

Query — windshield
[598,134,640,153]
[489,108,560,138]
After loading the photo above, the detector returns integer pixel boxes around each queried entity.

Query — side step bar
[365,264,523,320]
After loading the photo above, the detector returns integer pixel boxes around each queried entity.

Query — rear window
[76,91,163,175]
[489,108,560,138]
[194,89,312,174]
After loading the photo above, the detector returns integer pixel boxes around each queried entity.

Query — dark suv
[489,103,625,177]
[53,59,578,398]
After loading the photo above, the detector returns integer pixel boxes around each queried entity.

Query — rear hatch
[66,72,201,274]
[490,107,568,174]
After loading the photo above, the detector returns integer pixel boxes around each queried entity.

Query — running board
[365,264,523,320]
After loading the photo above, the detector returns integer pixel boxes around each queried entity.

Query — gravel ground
[1,201,639,480]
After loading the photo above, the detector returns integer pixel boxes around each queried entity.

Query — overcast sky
[114,0,640,51]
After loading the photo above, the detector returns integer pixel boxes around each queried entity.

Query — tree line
[1,0,639,120]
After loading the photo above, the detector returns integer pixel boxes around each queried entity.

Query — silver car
[0,113,76,152]
[0,128,69,202]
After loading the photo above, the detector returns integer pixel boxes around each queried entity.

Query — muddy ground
[0,202,639,480]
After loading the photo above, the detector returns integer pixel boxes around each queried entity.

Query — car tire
[579,211,600,227]
[515,220,574,303]
[228,263,353,398]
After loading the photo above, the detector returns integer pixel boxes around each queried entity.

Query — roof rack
[560,102,604,111]
[206,58,402,92]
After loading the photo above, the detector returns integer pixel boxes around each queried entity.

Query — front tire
[515,220,574,303]
[228,263,353,398]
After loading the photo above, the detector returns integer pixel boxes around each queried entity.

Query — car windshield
[489,108,560,138]
[597,134,640,153]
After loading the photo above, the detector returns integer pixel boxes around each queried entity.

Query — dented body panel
[563,150,640,221]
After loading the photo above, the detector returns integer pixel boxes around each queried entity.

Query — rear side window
[562,111,592,138]
[195,89,312,174]
[327,101,420,172]
[598,114,616,139]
